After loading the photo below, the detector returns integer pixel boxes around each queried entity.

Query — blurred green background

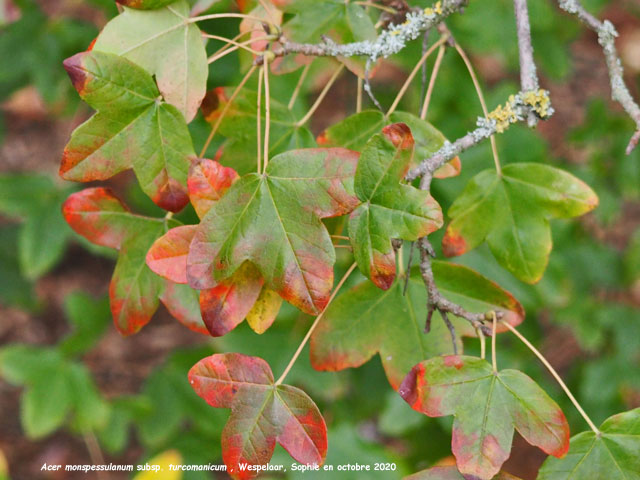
[0,0,639,479]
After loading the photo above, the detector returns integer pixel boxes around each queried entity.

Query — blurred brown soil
[0,2,639,480]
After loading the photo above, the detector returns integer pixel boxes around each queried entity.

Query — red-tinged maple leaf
[399,356,570,480]
[188,158,240,219]
[187,148,360,315]
[61,51,195,213]
[189,353,327,479]
[63,188,206,335]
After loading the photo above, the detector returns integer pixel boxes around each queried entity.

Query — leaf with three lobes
[310,261,524,389]
[147,160,281,336]
[443,163,598,283]
[537,407,640,480]
[63,187,206,335]
[399,356,569,480]
[189,353,327,479]
[116,0,178,9]
[318,110,461,179]
[203,88,316,174]
[349,123,443,289]
[62,51,194,212]
[406,466,523,480]
[187,148,360,315]
[93,0,208,122]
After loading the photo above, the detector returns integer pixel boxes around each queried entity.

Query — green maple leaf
[349,123,443,290]
[318,110,461,179]
[62,51,195,212]
[443,163,598,283]
[400,356,570,480]
[310,261,524,389]
[187,148,359,315]
[93,0,208,122]
[538,408,640,480]
[63,187,206,335]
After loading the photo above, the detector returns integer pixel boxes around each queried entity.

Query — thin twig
[83,432,107,480]
[513,0,540,127]
[275,263,358,385]
[420,29,431,105]
[453,40,502,175]
[557,0,640,154]
[296,64,344,127]
[257,67,263,173]
[502,320,601,435]
[364,58,383,111]
[403,241,415,296]
[357,76,363,113]
[263,58,271,172]
[420,44,446,120]
[491,311,498,372]
[288,62,312,110]
[199,66,257,158]
[387,34,449,116]
[441,311,458,355]
[477,326,486,360]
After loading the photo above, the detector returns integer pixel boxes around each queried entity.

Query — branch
[406,89,554,181]
[557,0,640,154]
[513,0,540,127]
[417,237,493,336]
[254,0,468,65]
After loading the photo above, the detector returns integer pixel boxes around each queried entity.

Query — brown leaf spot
[442,229,467,257]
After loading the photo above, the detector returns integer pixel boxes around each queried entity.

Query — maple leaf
[147,159,282,336]
[93,0,208,122]
[61,50,194,212]
[538,407,640,480]
[310,262,524,389]
[189,353,327,479]
[399,356,570,480]
[349,123,443,290]
[442,163,598,283]
[318,110,461,179]
[63,187,207,335]
[187,148,360,315]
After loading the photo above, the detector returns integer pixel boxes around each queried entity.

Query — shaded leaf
[58,292,111,356]
[62,51,195,212]
[443,164,598,283]
[187,148,359,315]
[349,123,442,289]
[63,187,204,335]
[317,110,460,179]
[204,88,316,174]
[94,0,208,121]
[406,466,522,480]
[399,356,569,480]
[311,274,460,390]
[189,353,327,478]
[160,282,209,335]
[537,408,640,480]
[432,261,524,336]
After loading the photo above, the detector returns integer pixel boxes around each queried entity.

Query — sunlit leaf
[189,353,327,478]
[188,158,239,219]
[443,163,598,283]
[349,123,442,289]
[94,0,208,121]
[537,408,640,480]
[117,0,179,9]
[400,356,570,480]
[62,51,195,212]
[187,148,359,315]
